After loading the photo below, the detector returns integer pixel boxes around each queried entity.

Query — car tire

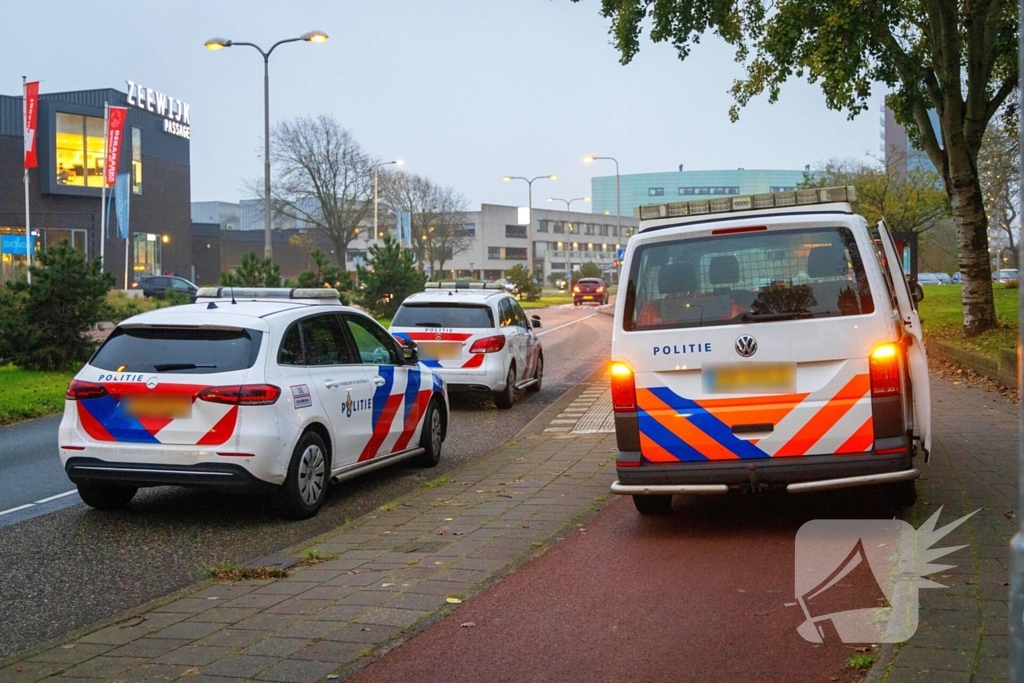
[493,365,516,409]
[528,354,543,393]
[77,483,137,510]
[632,494,673,515]
[415,399,444,467]
[891,479,917,508]
[276,431,330,520]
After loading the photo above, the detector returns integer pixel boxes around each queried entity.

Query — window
[504,247,527,261]
[679,186,740,196]
[393,303,494,328]
[133,233,162,277]
[55,113,106,188]
[278,323,306,365]
[537,220,549,233]
[488,246,502,260]
[92,327,263,374]
[505,224,527,239]
[131,127,142,194]
[553,222,565,234]
[770,186,798,193]
[627,226,874,331]
[301,314,355,365]
[511,300,530,329]
[648,187,664,196]
[584,223,594,235]
[498,298,516,327]
[344,315,399,365]
[456,223,476,237]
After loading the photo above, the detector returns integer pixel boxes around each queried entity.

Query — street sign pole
[1010,4,1024,677]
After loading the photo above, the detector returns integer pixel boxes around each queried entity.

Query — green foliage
[296,249,351,304]
[221,252,282,287]
[0,364,77,425]
[572,262,604,285]
[505,264,541,301]
[0,241,114,371]
[846,654,877,670]
[357,235,426,319]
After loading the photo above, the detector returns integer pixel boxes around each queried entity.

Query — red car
[573,278,608,306]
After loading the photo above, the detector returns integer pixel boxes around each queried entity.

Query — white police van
[390,283,543,409]
[59,288,449,519]
[609,187,930,514]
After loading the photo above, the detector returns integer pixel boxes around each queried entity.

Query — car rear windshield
[625,225,874,331]
[91,327,263,373]
[392,303,494,328]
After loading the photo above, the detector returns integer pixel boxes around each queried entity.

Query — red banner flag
[24,81,39,169]
[104,106,128,187]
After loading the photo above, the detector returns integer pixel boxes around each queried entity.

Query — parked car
[573,278,608,305]
[994,268,1019,284]
[916,272,942,285]
[936,273,953,285]
[951,272,961,283]
[133,275,199,300]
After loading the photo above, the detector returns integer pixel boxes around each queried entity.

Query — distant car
[491,278,517,294]
[133,276,198,300]
[936,273,953,285]
[916,273,942,285]
[995,269,1019,284]
[573,278,608,306]
[951,272,961,283]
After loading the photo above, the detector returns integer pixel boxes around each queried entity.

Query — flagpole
[23,76,31,284]
[99,102,109,270]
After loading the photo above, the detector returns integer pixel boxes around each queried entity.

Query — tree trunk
[948,167,997,336]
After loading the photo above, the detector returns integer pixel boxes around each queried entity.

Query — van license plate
[702,363,796,394]
[126,395,192,419]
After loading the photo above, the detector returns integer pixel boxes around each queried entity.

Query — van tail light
[610,362,637,412]
[198,384,281,406]
[469,335,506,353]
[66,380,109,401]
[869,343,901,397]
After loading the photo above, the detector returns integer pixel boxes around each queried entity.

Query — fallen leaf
[381,583,395,588]
[206,597,220,600]
[437,530,448,535]
[578,528,587,532]
[941,574,952,579]
[737,589,746,593]
[446,597,462,604]
[445,518,454,522]
[475,490,484,493]
[360,627,372,632]
[327,676,340,680]
[766,589,781,594]
[461,622,477,628]
[453,532,464,536]
[181,667,201,676]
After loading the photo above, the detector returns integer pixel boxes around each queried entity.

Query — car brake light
[198,384,281,406]
[66,380,109,401]
[469,335,506,353]
[596,286,605,293]
[610,362,636,412]
[869,343,901,396]
[573,286,581,293]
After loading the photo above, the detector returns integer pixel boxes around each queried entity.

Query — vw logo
[146,377,159,390]
[735,335,758,358]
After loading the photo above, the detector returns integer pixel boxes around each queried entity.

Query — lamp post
[373,160,404,246]
[583,155,624,240]
[502,174,557,279]
[1010,9,1023,678]
[205,30,328,260]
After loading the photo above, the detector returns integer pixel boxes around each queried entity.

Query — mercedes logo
[146,377,159,390]
[435,333,442,341]
[735,335,758,358]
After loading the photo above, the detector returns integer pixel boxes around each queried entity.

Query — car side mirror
[531,315,542,329]
[400,339,419,365]
[911,281,924,303]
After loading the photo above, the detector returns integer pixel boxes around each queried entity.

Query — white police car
[59,288,449,519]
[390,283,543,409]
[610,186,930,514]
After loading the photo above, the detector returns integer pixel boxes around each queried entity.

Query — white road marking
[34,490,79,504]
[536,312,599,337]
[0,504,36,517]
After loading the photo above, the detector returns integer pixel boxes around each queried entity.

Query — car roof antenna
[230,286,237,305]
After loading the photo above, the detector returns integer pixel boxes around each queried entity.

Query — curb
[927,337,1017,389]
[860,642,899,683]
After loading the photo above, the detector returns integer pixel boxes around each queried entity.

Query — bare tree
[978,119,1019,258]
[251,116,375,266]
[380,173,472,276]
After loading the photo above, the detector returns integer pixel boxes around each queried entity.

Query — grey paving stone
[0,661,65,683]
[253,658,339,683]
[276,620,341,640]
[886,666,972,683]
[241,638,313,658]
[976,656,1010,680]
[200,654,280,678]
[109,662,191,682]
[252,582,320,596]
[321,623,404,645]
[288,640,364,664]
[357,607,429,627]
[221,593,294,610]
[188,607,262,623]
[27,642,114,664]
[907,627,978,651]
[403,579,470,597]
[191,585,261,601]
[893,644,978,672]
[153,645,234,666]
[385,591,449,612]
[62,655,150,678]
[336,590,396,607]
[313,604,369,623]
[193,628,268,650]
[233,614,304,632]
[264,597,332,616]
[103,637,191,658]
[149,620,225,640]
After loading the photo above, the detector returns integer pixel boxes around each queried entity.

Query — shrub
[1004,279,1019,290]
[296,249,352,304]
[572,261,604,285]
[221,252,282,287]
[505,264,541,301]
[357,235,426,318]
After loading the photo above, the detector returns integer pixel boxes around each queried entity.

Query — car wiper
[413,322,444,327]
[740,311,814,322]
[152,363,218,372]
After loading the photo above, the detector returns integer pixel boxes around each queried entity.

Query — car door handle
[372,376,387,386]
[324,379,341,389]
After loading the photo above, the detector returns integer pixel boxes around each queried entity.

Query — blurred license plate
[702,363,796,394]
[418,343,462,361]
[126,395,192,419]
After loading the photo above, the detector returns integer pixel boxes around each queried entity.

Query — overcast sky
[3,0,883,209]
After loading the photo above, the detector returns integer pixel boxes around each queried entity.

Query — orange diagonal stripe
[639,388,738,461]
[639,431,680,462]
[837,417,874,455]
[776,374,870,457]
[697,393,809,430]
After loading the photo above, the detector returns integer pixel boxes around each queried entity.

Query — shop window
[55,113,106,188]
[132,127,143,195]
[133,233,163,280]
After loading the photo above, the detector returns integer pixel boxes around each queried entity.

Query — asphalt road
[0,303,611,660]
[353,488,906,683]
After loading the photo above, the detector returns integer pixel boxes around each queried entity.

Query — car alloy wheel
[298,444,326,505]
[430,409,442,455]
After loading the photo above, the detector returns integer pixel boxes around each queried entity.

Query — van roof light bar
[634,185,857,226]
[423,282,507,291]
[195,287,340,301]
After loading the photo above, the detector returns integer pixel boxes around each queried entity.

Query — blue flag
[113,173,130,239]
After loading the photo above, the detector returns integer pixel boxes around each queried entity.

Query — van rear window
[392,304,494,329]
[91,327,263,373]
[625,226,874,331]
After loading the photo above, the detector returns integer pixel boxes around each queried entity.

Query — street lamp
[374,160,404,246]
[205,30,329,260]
[547,196,590,240]
[583,155,622,241]
[502,174,557,278]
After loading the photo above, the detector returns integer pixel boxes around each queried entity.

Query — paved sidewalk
[871,376,1017,683]
[0,380,617,683]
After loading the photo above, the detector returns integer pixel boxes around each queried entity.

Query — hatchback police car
[390,283,543,409]
[610,186,930,514]
[59,288,449,520]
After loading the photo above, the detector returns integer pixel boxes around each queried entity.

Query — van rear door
[876,220,931,455]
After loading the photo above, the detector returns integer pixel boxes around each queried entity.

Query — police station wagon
[610,186,930,514]
[59,288,449,519]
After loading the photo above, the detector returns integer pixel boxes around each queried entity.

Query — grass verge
[206,562,291,581]
[0,364,77,426]
[918,284,1018,361]
[519,294,574,309]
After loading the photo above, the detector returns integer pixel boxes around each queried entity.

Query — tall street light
[546,196,590,235]
[205,30,329,260]
[583,155,624,241]
[502,174,557,279]
[374,160,404,245]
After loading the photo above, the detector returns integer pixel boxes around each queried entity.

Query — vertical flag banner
[114,173,131,239]
[397,210,411,248]
[104,106,128,187]
[23,81,39,168]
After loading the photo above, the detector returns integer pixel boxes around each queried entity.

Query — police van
[59,288,449,520]
[609,186,930,514]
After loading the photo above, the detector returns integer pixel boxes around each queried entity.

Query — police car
[390,283,543,409]
[610,186,930,514]
[59,288,449,519]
